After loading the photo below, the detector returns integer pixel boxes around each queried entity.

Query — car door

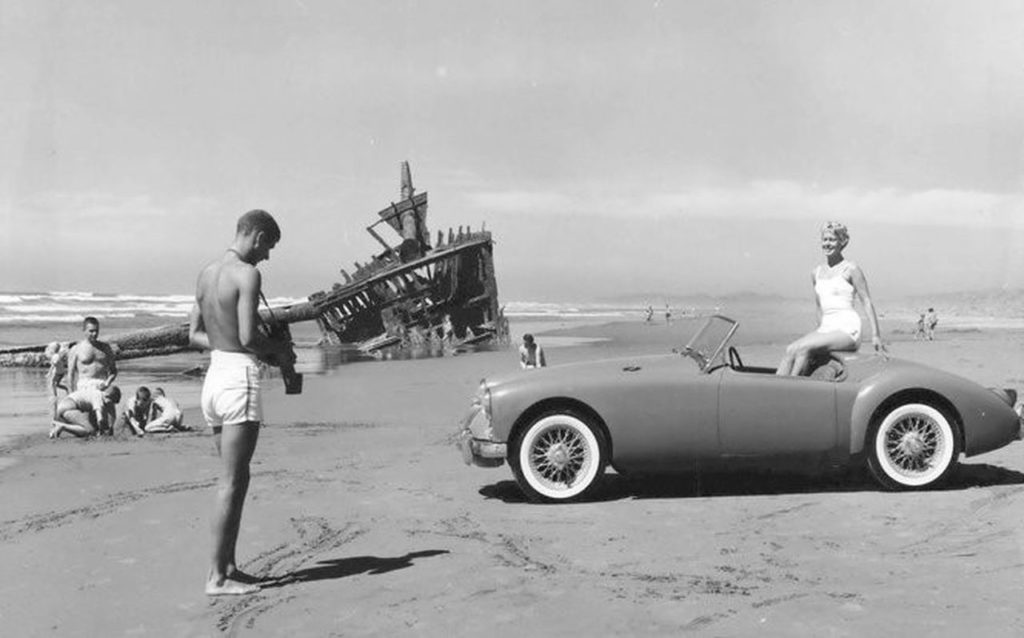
[600,361,721,471]
[717,367,838,456]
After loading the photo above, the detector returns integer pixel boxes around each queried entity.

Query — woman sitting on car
[777,221,886,376]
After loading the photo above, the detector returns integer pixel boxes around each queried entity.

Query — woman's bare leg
[785,331,856,376]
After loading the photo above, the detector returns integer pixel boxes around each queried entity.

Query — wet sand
[1,317,1024,636]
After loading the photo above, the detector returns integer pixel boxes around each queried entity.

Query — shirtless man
[67,317,118,394]
[189,209,294,596]
[49,385,121,439]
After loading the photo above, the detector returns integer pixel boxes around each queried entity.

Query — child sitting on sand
[145,387,191,433]
[117,386,154,437]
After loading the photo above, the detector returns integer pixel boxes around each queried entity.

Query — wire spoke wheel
[512,411,606,503]
[869,402,959,489]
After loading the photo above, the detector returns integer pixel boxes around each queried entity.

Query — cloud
[4,192,219,225]
[465,181,1024,229]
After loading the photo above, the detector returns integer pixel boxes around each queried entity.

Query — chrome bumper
[456,427,506,468]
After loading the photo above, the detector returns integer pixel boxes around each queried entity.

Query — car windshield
[681,315,738,372]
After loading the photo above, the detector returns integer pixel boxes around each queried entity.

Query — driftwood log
[0,302,318,368]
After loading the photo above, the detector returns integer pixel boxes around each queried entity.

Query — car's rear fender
[509,397,612,460]
[849,387,964,455]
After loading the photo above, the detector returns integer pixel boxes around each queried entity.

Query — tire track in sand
[214,516,365,635]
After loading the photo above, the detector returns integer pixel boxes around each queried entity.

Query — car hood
[484,353,699,391]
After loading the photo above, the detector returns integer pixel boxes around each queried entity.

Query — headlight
[475,379,493,419]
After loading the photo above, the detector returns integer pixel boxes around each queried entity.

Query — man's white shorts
[201,351,263,427]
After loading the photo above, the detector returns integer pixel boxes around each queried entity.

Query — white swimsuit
[814,261,862,343]
[201,351,263,427]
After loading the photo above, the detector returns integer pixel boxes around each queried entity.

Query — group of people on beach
[44,317,189,439]
[40,209,891,598]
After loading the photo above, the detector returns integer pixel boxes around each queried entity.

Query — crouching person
[146,387,190,433]
[117,386,154,437]
[49,385,121,439]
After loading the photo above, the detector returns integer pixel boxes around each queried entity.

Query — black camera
[262,322,303,395]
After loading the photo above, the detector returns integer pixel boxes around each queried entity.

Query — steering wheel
[728,346,744,370]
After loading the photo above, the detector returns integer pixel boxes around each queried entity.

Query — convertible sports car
[456,315,1022,503]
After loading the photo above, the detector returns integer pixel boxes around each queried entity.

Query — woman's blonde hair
[821,221,849,248]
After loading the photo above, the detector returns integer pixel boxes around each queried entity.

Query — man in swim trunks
[67,316,118,395]
[49,384,121,439]
[189,209,294,596]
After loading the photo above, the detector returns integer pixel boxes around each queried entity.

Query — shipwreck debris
[0,162,509,367]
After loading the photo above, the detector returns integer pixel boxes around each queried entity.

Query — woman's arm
[849,264,885,351]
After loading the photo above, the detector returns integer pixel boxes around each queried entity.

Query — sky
[2,0,1023,302]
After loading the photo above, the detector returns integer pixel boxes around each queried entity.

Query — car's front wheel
[510,410,607,503]
[867,402,961,490]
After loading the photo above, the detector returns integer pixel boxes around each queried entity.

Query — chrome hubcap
[885,414,941,473]
[530,426,588,486]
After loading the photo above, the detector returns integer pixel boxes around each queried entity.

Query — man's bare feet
[205,576,260,596]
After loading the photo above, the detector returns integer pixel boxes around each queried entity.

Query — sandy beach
[2,313,1024,637]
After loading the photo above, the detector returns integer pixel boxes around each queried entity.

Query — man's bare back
[194,252,263,354]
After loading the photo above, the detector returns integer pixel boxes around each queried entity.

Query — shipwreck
[0,162,509,367]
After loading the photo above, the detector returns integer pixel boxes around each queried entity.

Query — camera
[262,322,303,395]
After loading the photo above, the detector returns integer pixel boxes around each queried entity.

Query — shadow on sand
[259,550,450,589]
[479,463,1024,504]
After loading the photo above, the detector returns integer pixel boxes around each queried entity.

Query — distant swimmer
[645,305,654,322]
[67,316,118,393]
[777,221,885,376]
[189,209,294,596]
[49,385,121,439]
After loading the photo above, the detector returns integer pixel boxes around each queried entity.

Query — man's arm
[237,268,289,358]
[188,302,210,350]
[101,344,117,389]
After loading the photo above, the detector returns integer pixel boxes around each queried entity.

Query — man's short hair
[236,209,281,243]
[83,316,100,329]
[105,386,122,403]
[523,334,534,344]
[137,386,151,399]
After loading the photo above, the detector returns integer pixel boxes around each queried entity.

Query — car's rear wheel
[867,402,961,490]
[510,410,607,503]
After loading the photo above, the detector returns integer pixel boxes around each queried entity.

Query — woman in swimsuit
[777,221,885,376]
